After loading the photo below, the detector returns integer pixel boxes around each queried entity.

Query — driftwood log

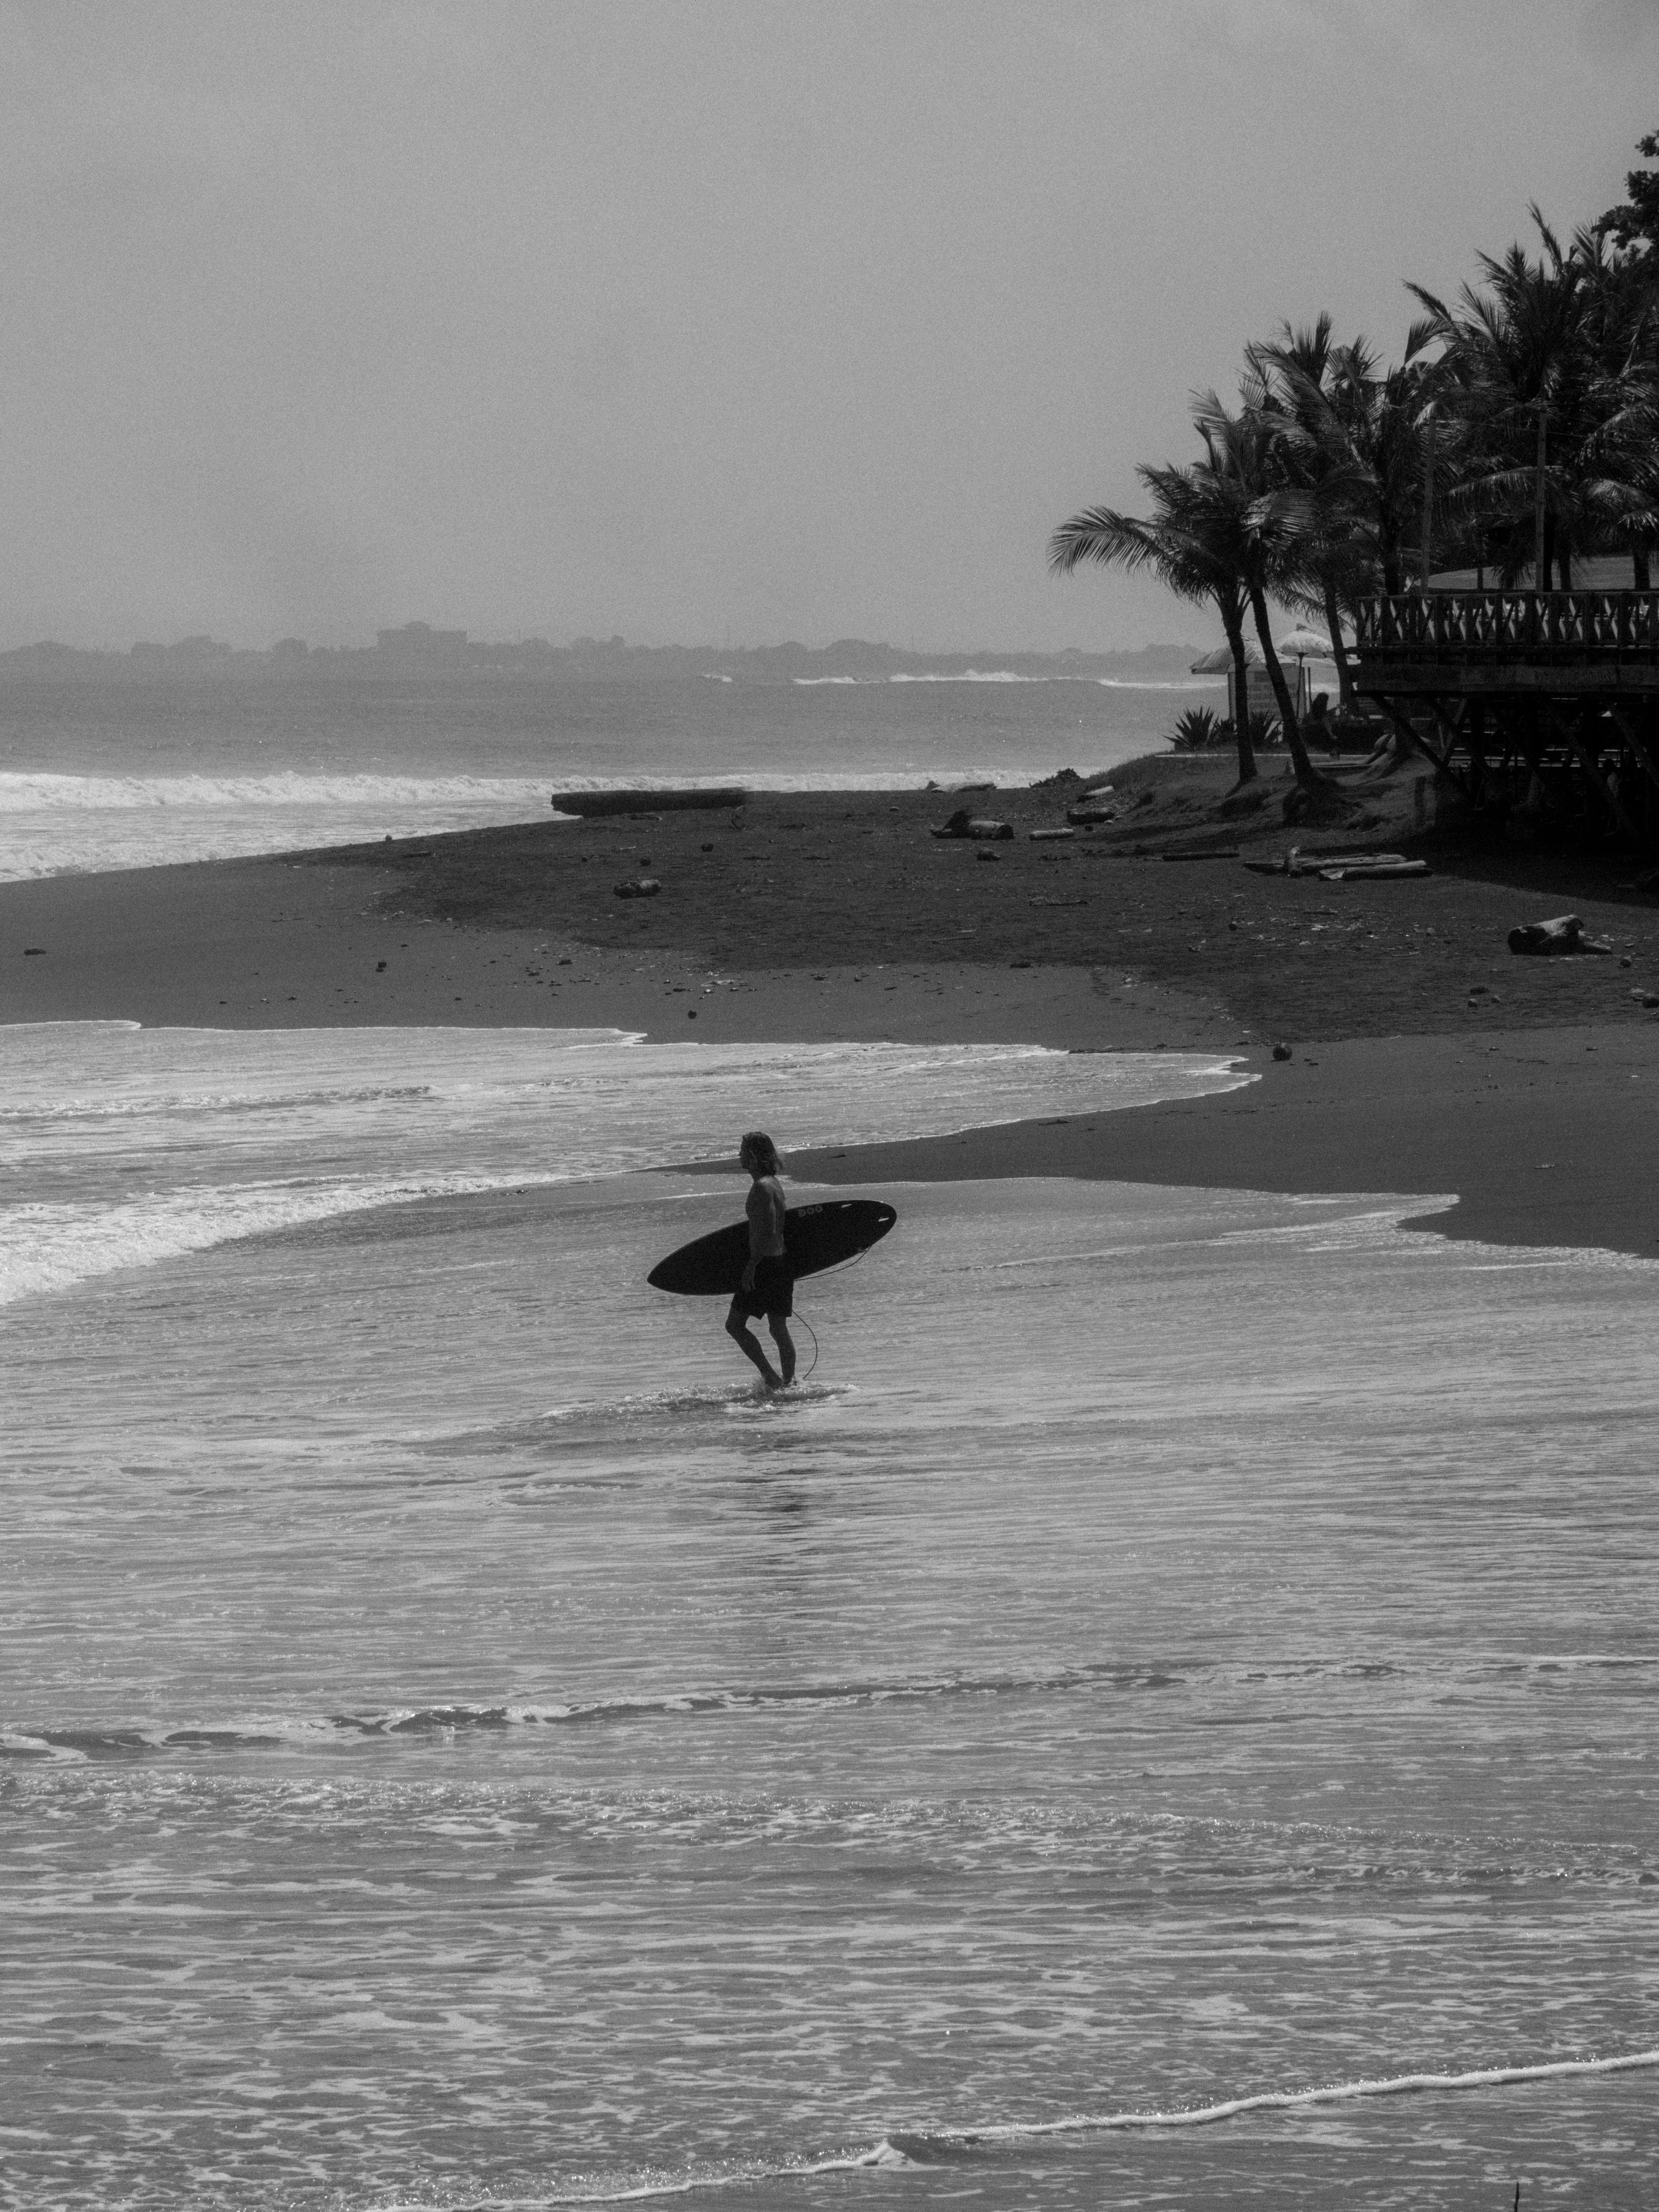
[1508,914,1613,956]
[553,788,745,817]
[1246,849,1415,878]
[1317,859,1429,881]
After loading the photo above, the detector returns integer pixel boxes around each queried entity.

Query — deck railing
[1355,591,1659,659]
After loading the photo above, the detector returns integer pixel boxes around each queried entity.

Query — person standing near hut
[725,1131,796,1389]
[1305,691,1339,756]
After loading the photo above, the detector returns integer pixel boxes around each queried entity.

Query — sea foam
[0,1024,1251,1306]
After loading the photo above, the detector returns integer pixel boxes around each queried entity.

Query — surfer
[725,1129,796,1389]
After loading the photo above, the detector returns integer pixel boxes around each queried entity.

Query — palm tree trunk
[1221,609,1257,784]
[1322,577,1356,709]
[1636,547,1653,591]
[1380,512,1404,597]
[1247,583,1324,785]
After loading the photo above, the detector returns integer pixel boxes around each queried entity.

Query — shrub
[1170,705,1225,751]
[1248,710,1283,750]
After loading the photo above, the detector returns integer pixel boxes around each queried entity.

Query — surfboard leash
[796,1311,819,1380]
[793,1238,876,1381]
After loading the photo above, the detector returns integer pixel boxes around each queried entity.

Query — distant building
[376,621,468,658]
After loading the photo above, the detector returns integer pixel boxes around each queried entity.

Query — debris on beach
[1065,792,1118,825]
[931,809,1013,841]
[1508,914,1613,956]
[1242,849,1423,880]
[1162,846,1240,862]
[613,878,662,899]
[1029,827,1075,841]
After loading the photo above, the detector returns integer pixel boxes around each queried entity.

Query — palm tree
[1569,224,1658,587]
[1411,213,1658,588]
[1188,390,1330,785]
[1251,316,1380,709]
[1050,466,1260,785]
[1319,331,1444,597]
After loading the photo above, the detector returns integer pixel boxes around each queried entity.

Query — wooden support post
[1606,701,1659,803]
[1371,697,1472,795]
[1421,695,1476,800]
[1465,696,1487,800]
[1543,699,1641,843]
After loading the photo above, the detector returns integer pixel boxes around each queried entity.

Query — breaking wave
[545,2046,1659,2201]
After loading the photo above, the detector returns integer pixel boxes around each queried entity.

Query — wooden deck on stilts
[1352,592,1659,846]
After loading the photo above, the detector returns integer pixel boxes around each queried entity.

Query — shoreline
[5,784,1659,1261]
[781,1023,1659,1260]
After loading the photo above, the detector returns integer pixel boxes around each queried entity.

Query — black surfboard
[648,1199,896,1296]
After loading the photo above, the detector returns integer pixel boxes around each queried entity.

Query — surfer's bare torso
[744,1174,787,1273]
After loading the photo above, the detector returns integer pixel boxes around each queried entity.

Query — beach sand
[5,768,1658,1257]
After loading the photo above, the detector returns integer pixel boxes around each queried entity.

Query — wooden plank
[1351,664,1659,696]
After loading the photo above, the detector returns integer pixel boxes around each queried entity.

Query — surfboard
[647,1199,896,1296]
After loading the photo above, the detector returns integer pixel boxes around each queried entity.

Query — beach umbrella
[1275,626,1334,663]
[1189,642,1259,674]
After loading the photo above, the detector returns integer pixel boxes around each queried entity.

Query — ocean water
[0,672,1219,877]
[6,1022,1659,2210]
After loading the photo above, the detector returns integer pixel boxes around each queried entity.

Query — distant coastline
[0,626,1202,688]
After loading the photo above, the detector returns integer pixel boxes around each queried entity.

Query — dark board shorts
[733,1255,793,1320]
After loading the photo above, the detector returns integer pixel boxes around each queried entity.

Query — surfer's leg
[726,1298,782,1388]
[768,1316,796,1385]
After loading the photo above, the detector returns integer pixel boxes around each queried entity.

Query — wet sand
[5,774,1659,1258]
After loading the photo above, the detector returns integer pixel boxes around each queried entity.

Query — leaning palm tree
[1050,466,1260,784]
[1188,390,1330,786]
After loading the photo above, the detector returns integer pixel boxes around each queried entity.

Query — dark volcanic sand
[310,767,1659,1045]
[6,759,1659,1259]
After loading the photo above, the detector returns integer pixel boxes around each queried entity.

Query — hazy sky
[3,0,1655,653]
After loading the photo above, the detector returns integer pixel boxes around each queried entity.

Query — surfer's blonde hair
[739,1130,781,1174]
